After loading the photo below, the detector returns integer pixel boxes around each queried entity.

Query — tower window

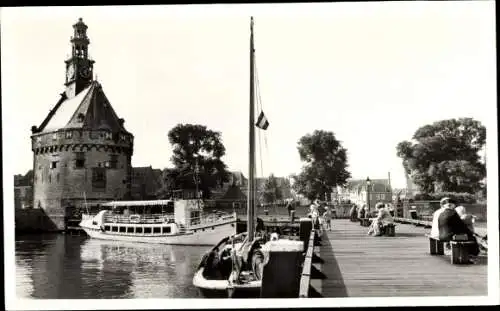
[50,161,58,169]
[92,167,106,190]
[65,132,73,139]
[74,152,85,169]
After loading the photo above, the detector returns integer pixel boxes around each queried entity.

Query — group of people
[430,197,480,262]
[308,199,335,231]
[348,202,395,236]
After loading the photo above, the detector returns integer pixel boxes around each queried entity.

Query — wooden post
[260,240,304,298]
[299,217,313,251]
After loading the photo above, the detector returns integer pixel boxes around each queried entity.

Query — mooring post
[299,217,313,252]
[260,240,304,298]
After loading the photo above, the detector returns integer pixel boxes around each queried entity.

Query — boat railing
[103,213,175,224]
[189,212,236,226]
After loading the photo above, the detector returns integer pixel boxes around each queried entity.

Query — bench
[359,218,371,227]
[426,234,475,264]
[426,234,444,255]
[380,223,396,237]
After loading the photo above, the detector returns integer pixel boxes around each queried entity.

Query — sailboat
[192,17,302,298]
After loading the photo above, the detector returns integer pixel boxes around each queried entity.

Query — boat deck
[312,219,487,297]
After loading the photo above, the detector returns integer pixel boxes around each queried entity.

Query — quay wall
[15,208,61,234]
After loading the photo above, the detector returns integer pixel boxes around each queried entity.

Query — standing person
[323,206,333,231]
[286,200,293,217]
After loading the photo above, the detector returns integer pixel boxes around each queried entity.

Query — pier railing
[299,229,317,298]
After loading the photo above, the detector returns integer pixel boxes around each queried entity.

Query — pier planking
[316,219,487,297]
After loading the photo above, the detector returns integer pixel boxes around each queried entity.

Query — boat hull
[81,221,237,246]
[193,268,261,298]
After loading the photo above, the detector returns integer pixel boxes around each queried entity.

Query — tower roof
[39,81,130,134]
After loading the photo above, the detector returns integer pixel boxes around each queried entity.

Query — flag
[255,111,269,130]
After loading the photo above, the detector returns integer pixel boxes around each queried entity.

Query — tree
[157,124,230,199]
[262,174,283,204]
[396,117,486,194]
[293,130,351,201]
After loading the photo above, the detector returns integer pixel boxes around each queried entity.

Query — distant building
[130,166,162,200]
[335,178,392,209]
[14,170,34,209]
[30,18,133,229]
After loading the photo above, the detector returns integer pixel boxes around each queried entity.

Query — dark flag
[255,111,269,130]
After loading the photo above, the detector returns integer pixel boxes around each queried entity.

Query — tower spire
[64,18,95,98]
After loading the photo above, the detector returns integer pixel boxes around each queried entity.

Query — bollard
[299,218,313,252]
[260,240,304,298]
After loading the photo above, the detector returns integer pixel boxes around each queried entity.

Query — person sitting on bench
[367,202,394,236]
[455,205,475,233]
[357,204,366,220]
[431,197,480,260]
[349,204,358,221]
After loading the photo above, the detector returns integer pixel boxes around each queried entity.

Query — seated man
[433,197,480,259]
[367,202,394,236]
[430,198,448,239]
[349,204,358,221]
[357,204,366,220]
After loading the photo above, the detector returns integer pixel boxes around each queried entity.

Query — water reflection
[16,234,210,298]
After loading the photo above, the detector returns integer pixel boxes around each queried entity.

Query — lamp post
[366,177,371,214]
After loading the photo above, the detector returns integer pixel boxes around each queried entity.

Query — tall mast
[247,17,256,242]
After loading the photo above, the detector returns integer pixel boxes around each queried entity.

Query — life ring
[129,214,141,223]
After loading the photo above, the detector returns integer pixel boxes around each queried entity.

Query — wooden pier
[303,219,488,297]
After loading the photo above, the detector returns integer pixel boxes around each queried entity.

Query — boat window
[119,226,126,233]
[127,227,134,233]
[111,226,118,232]
[144,227,152,234]
[163,227,171,233]
[153,227,161,234]
[136,227,143,233]
[104,225,110,231]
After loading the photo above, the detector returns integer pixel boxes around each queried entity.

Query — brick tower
[30,18,134,230]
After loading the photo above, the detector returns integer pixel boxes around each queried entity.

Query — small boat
[193,17,303,298]
[79,198,237,246]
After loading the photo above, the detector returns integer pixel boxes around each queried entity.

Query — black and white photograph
[2,2,498,310]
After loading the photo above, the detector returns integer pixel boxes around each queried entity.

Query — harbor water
[15,234,209,299]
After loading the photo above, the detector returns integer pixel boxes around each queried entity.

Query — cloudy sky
[1,2,496,189]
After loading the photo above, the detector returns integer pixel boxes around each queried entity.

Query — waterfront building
[30,18,134,229]
[14,170,34,209]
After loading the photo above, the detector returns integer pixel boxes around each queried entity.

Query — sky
[1,2,497,189]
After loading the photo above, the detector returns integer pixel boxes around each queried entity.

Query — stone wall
[15,208,60,233]
[32,129,133,230]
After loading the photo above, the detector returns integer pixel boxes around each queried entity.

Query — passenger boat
[192,17,303,298]
[79,199,237,246]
